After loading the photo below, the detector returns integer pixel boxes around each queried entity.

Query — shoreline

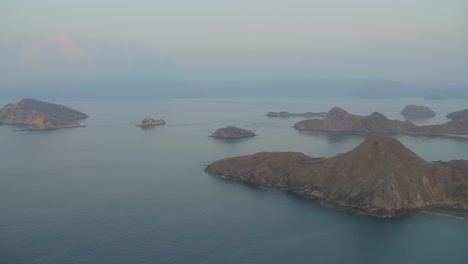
[294,128,468,140]
[206,167,468,218]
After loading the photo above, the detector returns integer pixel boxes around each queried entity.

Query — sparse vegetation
[433,160,448,166]
[454,184,467,196]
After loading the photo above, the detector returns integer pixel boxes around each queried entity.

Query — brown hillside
[294,107,468,136]
[206,134,468,216]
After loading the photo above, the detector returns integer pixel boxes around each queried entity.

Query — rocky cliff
[205,134,468,217]
[0,99,88,130]
[401,105,435,118]
[210,126,256,139]
[294,107,468,136]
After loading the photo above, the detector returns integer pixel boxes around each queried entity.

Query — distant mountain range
[1,78,467,99]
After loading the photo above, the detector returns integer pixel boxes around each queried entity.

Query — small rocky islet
[137,118,166,128]
[210,126,256,139]
[0,99,88,130]
[205,133,468,217]
[400,105,436,118]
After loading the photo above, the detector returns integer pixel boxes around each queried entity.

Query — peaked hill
[205,134,468,216]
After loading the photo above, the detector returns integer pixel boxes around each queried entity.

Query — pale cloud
[57,32,85,59]
[0,33,175,86]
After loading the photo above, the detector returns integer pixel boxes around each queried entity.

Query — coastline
[294,127,468,140]
[205,166,468,217]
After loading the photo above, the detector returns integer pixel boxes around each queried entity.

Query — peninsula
[400,105,435,118]
[137,118,166,128]
[266,111,327,118]
[205,134,468,217]
[210,126,256,139]
[294,107,468,137]
[0,99,88,130]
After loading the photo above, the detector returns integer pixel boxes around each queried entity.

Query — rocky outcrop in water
[137,118,166,127]
[266,111,327,118]
[210,126,256,139]
[205,134,468,217]
[294,107,468,137]
[0,99,88,130]
[401,105,435,118]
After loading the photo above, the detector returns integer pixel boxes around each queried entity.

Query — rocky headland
[446,109,468,121]
[266,111,327,118]
[205,134,468,217]
[137,118,166,127]
[294,107,468,137]
[0,99,88,130]
[401,105,435,118]
[210,126,256,139]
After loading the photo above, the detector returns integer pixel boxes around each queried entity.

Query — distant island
[205,134,468,217]
[137,118,166,128]
[400,105,435,118]
[266,111,327,118]
[446,109,468,121]
[424,91,468,100]
[210,126,256,139]
[294,107,468,137]
[0,99,88,130]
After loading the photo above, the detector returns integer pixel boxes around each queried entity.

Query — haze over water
[1,0,468,262]
[1,97,467,264]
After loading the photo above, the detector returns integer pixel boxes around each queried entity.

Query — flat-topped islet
[401,105,436,118]
[210,126,256,139]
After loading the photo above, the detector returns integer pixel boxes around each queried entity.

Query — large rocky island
[400,105,435,118]
[205,134,468,217]
[266,111,327,118]
[210,126,256,139]
[294,107,468,137]
[0,99,88,130]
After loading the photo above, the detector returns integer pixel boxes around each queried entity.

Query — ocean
[1,97,467,264]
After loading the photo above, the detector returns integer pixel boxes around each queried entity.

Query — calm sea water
[1,97,468,264]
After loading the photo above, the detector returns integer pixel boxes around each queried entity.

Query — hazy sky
[1,0,467,85]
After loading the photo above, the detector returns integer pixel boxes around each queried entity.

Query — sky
[0,0,467,86]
